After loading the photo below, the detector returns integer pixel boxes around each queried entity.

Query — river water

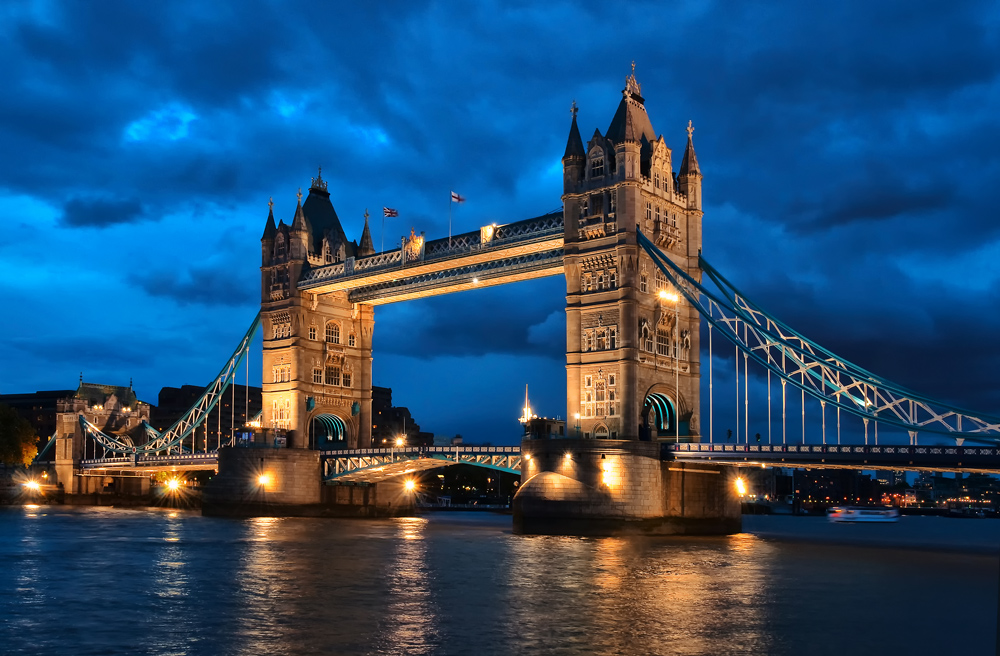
[1,506,996,655]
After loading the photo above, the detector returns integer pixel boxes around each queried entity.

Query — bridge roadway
[76,441,1000,480]
[666,443,1000,475]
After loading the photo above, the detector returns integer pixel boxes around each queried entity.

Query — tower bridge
[59,68,1000,534]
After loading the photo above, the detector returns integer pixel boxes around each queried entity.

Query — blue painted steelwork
[322,445,522,483]
[313,413,347,447]
[666,442,1000,474]
[80,313,262,455]
[31,432,57,464]
[636,229,1000,443]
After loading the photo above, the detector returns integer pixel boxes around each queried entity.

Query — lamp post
[574,413,581,438]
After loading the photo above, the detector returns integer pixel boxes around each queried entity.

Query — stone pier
[512,439,740,536]
[202,446,414,518]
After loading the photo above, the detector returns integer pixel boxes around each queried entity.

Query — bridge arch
[311,412,349,449]
[641,384,689,441]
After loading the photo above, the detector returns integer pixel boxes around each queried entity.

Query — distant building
[370,385,432,447]
[523,417,567,439]
[1,380,151,459]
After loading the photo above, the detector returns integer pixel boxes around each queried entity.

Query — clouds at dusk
[2,0,999,443]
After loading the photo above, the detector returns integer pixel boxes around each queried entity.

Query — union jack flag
[450,191,465,203]
[383,207,398,217]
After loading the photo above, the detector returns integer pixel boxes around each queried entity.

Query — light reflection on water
[0,508,994,655]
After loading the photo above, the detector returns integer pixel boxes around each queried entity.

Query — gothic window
[655,269,667,291]
[609,389,617,403]
[272,366,279,383]
[643,325,653,352]
[654,172,660,189]
[583,273,592,292]
[325,245,333,264]
[671,213,678,228]
[309,326,317,341]
[591,156,604,178]
[325,322,340,344]
[645,202,652,221]
[597,329,606,351]
[610,270,617,289]
[609,373,617,387]
[325,366,340,386]
[343,372,352,387]
[640,273,648,293]
[276,237,286,258]
[609,327,617,349]
[585,405,593,418]
[585,375,593,388]
[609,193,616,214]
[313,368,322,384]
[585,391,593,403]
[581,200,589,218]
[657,328,670,356]
[597,271,605,290]
[596,382,606,402]
[655,205,661,224]
[348,333,356,347]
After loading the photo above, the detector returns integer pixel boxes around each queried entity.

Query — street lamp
[659,289,681,443]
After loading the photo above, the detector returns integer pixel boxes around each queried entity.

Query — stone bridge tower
[562,68,703,443]
[259,170,375,449]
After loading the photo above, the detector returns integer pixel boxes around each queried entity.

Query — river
[0,507,996,655]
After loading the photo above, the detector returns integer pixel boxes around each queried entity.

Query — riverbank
[743,514,1000,554]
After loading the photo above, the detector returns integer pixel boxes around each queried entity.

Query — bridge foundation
[202,447,414,518]
[512,439,740,536]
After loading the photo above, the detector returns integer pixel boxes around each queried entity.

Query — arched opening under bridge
[641,391,688,441]
[311,413,348,450]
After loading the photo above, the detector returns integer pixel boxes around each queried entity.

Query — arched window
[348,333,356,347]
[643,325,653,352]
[591,155,604,178]
[609,327,617,349]
[657,328,670,356]
[325,322,340,344]
[596,381,606,402]
[596,329,606,351]
[655,270,667,292]
[640,273,648,293]
[609,270,617,289]
[654,172,660,189]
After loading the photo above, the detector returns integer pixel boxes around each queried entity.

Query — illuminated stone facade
[260,172,375,448]
[562,69,703,441]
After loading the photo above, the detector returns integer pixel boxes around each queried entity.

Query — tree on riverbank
[0,404,37,466]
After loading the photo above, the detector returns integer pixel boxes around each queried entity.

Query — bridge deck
[298,213,564,304]
[666,443,1000,474]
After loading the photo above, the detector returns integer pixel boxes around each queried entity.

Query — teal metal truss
[636,229,1000,444]
[80,313,262,455]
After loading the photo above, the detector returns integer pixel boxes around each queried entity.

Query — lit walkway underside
[322,446,522,484]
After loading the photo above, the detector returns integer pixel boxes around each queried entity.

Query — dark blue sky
[2,1,999,445]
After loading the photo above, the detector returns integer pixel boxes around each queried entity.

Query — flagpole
[381,213,385,253]
[448,192,452,248]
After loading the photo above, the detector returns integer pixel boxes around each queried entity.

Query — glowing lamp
[404,479,416,492]
[23,481,40,492]
[257,474,271,487]
[735,477,747,496]
[167,478,181,491]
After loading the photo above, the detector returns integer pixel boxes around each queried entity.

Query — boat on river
[827,506,900,523]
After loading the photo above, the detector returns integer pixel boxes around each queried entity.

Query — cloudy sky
[1,1,998,445]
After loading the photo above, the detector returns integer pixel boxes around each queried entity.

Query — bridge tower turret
[260,170,373,449]
[562,66,702,443]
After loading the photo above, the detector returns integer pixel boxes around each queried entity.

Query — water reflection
[374,517,440,655]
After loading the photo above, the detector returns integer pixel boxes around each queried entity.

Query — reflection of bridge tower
[259,171,375,448]
[563,68,703,442]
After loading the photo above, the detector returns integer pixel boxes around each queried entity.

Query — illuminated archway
[642,392,676,438]
[312,413,348,449]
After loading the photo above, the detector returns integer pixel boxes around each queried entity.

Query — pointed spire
[261,196,277,241]
[292,189,310,232]
[679,120,700,176]
[358,208,375,257]
[310,166,328,192]
[563,100,585,160]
